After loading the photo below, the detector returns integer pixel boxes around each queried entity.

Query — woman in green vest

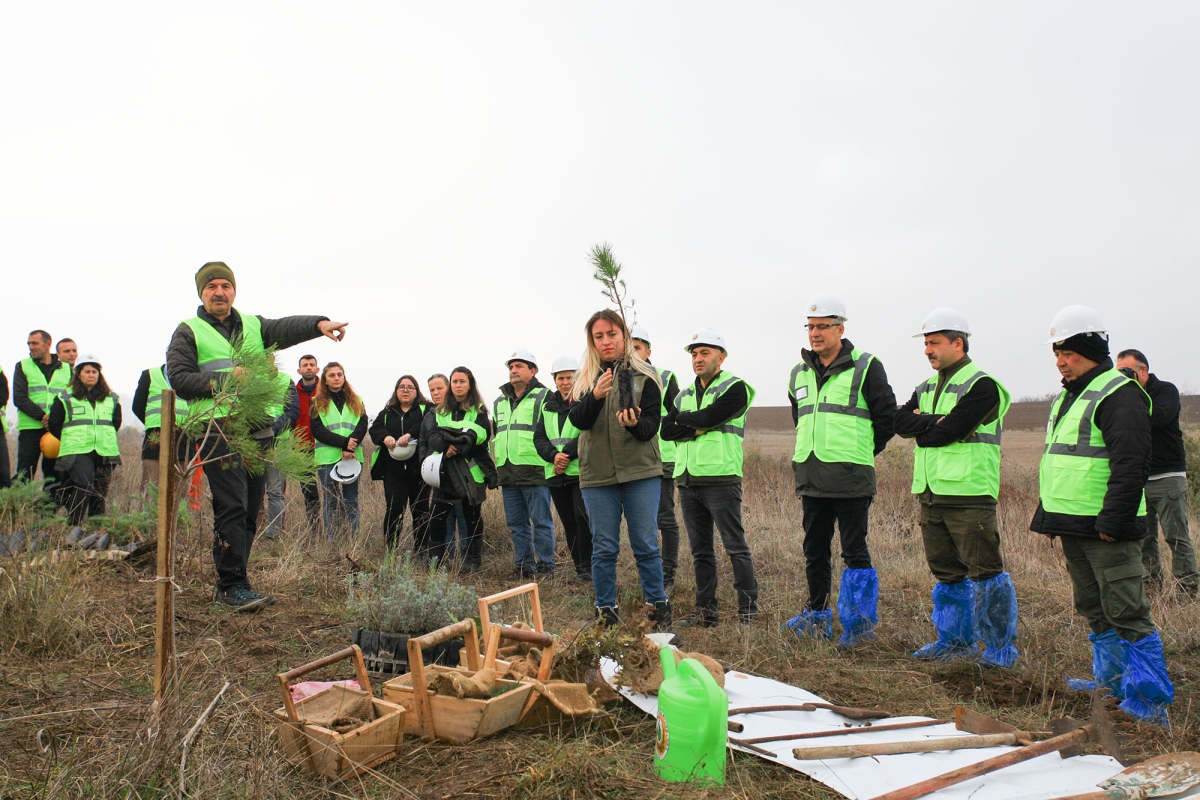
[310,362,368,537]
[48,355,122,525]
[368,375,432,550]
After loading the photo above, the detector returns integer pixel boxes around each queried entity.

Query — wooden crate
[275,645,405,780]
[460,582,544,668]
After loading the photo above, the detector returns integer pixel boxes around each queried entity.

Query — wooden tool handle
[793,732,1019,761]
[870,727,1090,800]
[409,619,475,649]
[1045,792,1121,800]
[744,719,951,745]
[275,645,372,724]
[492,626,555,648]
[478,583,544,634]
[409,620,482,741]
[728,703,889,721]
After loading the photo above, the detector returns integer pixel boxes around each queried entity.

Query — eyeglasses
[804,323,842,332]
[397,385,416,391]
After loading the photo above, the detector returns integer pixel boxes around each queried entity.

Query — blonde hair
[572,309,660,401]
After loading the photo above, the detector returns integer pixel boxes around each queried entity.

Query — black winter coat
[1144,374,1187,476]
[419,405,498,501]
[368,402,428,481]
[534,391,580,487]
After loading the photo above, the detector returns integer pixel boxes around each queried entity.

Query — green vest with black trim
[493,386,547,468]
[315,400,364,466]
[180,311,265,420]
[911,362,1011,499]
[540,397,581,480]
[59,396,120,458]
[434,406,487,484]
[144,365,189,430]
[1039,368,1149,517]
[790,349,876,466]
[673,372,755,479]
[654,366,677,465]
[17,358,72,431]
[368,402,428,469]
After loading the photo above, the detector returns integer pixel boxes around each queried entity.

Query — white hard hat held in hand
[1044,305,1108,345]
[506,349,538,368]
[685,328,727,353]
[806,293,848,321]
[421,453,443,488]
[389,440,418,461]
[331,459,362,484]
[550,354,579,375]
[914,308,972,338]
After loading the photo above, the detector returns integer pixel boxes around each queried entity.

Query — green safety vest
[790,349,877,466]
[434,407,487,484]
[144,365,189,430]
[315,400,365,466]
[654,366,677,464]
[264,371,293,420]
[540,397,581,480]
[1039,367,1149,518]
[17,357,72,431]
[181,311,266,420]
[672,372,756,479]
[368,402,427,468]
[910,362,1011,499]
[493,386,547,468]
[59,395,120,458]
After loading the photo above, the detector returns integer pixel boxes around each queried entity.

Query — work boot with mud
[595,605,620,627]
[216,585,275,613]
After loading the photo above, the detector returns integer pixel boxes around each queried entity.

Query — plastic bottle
[654,646,728,785]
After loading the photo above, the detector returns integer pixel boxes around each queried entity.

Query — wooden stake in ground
[153,390,178,707]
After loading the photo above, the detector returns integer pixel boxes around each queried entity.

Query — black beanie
[1053,332,1110,364]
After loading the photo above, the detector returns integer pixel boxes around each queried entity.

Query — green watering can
[654,646,728,786]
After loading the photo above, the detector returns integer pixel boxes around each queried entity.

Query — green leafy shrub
[0,480,57,534]
[346,553,478,635]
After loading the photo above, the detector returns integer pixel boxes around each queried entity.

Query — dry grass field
[1,426,1199,799]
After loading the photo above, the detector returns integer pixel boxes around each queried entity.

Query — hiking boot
[663,576,676,595]
[535,562,557,578]
[648,601,682,646]
[676,612,718,629]
[511,565,536,581]
[737,612,758,627]
[216,585,275,613]
[596,605,620,627]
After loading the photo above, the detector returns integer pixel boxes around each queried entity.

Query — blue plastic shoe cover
[974,572,1019,669]
[913,579,976,661]
[783,608,833,640]
[836,568,879,648]
[1119,631,1174,727]
[1064,629,1127,696]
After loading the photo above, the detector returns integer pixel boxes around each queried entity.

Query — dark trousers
[301,479,320,526]
[658,470,680,581]
[550,482,592,574]
[16,429,55,486]
[382,470,430,550]
[801,495,873,611]
[0,432,11,488]
[679,483,759,619]
[919,504,1005,584]
[197,436,261,592]
[59,453,112,525]
[1060,535,1155,641]
[426,499,483,567]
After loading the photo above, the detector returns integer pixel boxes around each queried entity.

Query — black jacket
[419,404,498,501]
[494,377,550,486]
[661,375,750,487]
[893,357,1001,506]
[534,391,581,487]
[368,402,428,481]
[132,368,153,426]
[1030,360,1151,541]
[0,369,9,413]
[309,391,368,454]
[166,306,328,405]
[788,339,897,498]
[1144,374,1187,476]
[568,364,662,442]
[13,356,67,421]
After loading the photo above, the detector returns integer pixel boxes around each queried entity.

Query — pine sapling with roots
[588,242,638,412]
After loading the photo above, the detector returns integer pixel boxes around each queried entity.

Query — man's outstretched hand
[319,320,349,341]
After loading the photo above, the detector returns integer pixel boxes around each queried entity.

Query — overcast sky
[3,2,1197,429]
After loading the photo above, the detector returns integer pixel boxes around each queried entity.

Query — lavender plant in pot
[346,553,478,678]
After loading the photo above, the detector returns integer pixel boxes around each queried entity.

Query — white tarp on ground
[602,661,1193,800]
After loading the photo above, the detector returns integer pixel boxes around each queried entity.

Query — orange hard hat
[40,433,61,459]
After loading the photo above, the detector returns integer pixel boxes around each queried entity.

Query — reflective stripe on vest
[493,387,547,468]
[144,365,189,429]
[790,349,876,466]
[435,407,486,483]
[910,362,1011,499]
[672,372,755,479]
[59,396,120,458]
[655,367,677,464]
[17,357,72,431]
[315,401,364,466]
[180,312,265,420]
[540,398,581,479]
[1038,368,1149,517]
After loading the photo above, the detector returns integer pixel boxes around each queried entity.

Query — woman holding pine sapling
[569,244,674,636]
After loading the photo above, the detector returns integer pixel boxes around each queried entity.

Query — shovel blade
[1048,717,1088,759]
[1098,752,1200,798]
[956,706,1018,735]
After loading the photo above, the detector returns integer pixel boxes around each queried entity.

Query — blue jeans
[318,463,360,538]
[582,477,665,608]
[502,485,555,568]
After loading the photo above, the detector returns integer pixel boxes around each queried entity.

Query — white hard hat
[806,293,848,321]
[505,348,538,368]
[389,440,418,461]
[550,354,579,375]
[330,459,362,484]
[914,308,972,339]
[420,453,443,488]
[1044,305,1108,345]
[685,328,727,353]
[631,323,652,344]
[75,354,102,371]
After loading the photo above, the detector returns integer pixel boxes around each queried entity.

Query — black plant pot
[615,365,637,412]
[351,628,464,679]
